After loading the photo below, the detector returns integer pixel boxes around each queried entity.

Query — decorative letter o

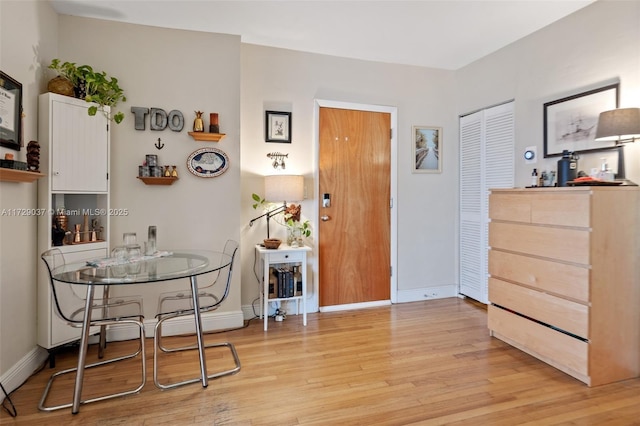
[167,110,184,132]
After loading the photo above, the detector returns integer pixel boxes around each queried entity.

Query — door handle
[321,215,331,221]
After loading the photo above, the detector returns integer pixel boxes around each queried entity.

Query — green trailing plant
[285,217,311,238]
[48,59,127,124]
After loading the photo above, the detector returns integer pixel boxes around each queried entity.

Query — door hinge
[390,197,393,208]
[107,173,109,180]
[390,128,393,139]
[390,266,393,277]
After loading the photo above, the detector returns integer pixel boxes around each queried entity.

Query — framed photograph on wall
[412,125,442,173]
[543,83,619,157]
[0,71,23,151]
[265,111,291,143]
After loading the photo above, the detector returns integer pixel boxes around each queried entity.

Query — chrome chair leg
[152,315,241,389]
[38,318,146,412]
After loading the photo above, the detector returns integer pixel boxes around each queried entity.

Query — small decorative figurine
[26,141,40,171]
[193,111,204,132]
[171,165,178,177]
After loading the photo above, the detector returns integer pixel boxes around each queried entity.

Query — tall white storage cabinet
[37,92,110,350]
[459,102,514,303]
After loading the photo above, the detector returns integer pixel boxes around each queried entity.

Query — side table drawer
[488,305,588,377]
[489,277,588,338]
[266,251,304,263]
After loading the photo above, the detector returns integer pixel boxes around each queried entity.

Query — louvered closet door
[459,102,514,303]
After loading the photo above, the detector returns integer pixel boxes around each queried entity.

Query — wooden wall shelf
[137,176,178,185]
[0,168,45,183]
[188,132,226,142]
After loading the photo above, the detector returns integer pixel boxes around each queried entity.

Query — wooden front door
[318,107,391,307]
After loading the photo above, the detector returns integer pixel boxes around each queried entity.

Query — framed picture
[265,110,291,143]
[543,83,619,157]
[0,71,23,151]
[412,125,442,173]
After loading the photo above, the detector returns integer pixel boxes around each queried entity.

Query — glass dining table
[51,249,232,414]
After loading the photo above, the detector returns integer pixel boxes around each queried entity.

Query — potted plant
[48,59,127,124]
[251,193,311,246]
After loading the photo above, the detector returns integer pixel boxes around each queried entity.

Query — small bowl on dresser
[263,238,282,249]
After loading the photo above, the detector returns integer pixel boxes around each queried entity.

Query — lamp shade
[594,108,640,142]
[264,175,304,202]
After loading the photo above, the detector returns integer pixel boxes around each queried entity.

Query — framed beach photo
[543,83,619,157]
[412,125,442,173]
[265,111,291,143]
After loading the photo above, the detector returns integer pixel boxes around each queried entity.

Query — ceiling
[49,0,595,70]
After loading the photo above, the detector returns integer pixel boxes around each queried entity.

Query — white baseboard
[108,310,245,341]
[0,346,49,401]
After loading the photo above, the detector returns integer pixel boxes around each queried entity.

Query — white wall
[240,45,459,313]
[0,0,57,387]
[54,16,243,324]
[455,0,640,187]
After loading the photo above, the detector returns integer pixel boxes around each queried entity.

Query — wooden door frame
[312,99,398,312]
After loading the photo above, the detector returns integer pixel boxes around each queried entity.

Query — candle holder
[209,113,219,133]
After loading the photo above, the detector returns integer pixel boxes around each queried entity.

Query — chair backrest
[41,248,85,325]
[203,239,239,310]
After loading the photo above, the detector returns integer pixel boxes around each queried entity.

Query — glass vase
[288,227,302,247]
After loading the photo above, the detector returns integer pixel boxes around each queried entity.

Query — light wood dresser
[487,187,640,386]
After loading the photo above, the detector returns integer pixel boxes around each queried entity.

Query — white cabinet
[48,95,109,192]
[37,93,110,350]
[256,244,311,331]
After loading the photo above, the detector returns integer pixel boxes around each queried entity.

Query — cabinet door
[51,99,109,192]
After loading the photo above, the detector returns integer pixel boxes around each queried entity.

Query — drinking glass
[125,244,142,260]
[111,246,127,263]
[123,232,137,247]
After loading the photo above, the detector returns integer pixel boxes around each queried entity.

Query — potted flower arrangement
[251,193,311,247]
[47,59,127,124]
[283,203,311,247]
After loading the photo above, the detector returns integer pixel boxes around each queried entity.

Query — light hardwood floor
[2,298,639,425]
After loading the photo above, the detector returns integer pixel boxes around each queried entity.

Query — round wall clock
[186,147,229,178]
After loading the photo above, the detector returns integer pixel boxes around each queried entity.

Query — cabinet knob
[53,171,60,176]
[285,254,289,258]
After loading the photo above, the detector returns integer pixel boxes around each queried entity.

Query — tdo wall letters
[131,107,185,131]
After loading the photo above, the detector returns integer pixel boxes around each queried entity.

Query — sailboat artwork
[556,112,597,144]
[544,83,619,157]
[413,126,442,173]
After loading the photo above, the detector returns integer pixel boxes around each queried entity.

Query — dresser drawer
[489,193,531,222]
[489,250,589,302]
[489,222,590,265]
[489,278,588,338]
[530,192,590,227]
[489,191,590,227]
[488,305,588,377]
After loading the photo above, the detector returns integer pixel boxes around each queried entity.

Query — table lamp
[595,107,640,181]
[249,174,304,239]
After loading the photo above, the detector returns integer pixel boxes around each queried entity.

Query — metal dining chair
[39,248,147,412]
[153,240,241,389]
